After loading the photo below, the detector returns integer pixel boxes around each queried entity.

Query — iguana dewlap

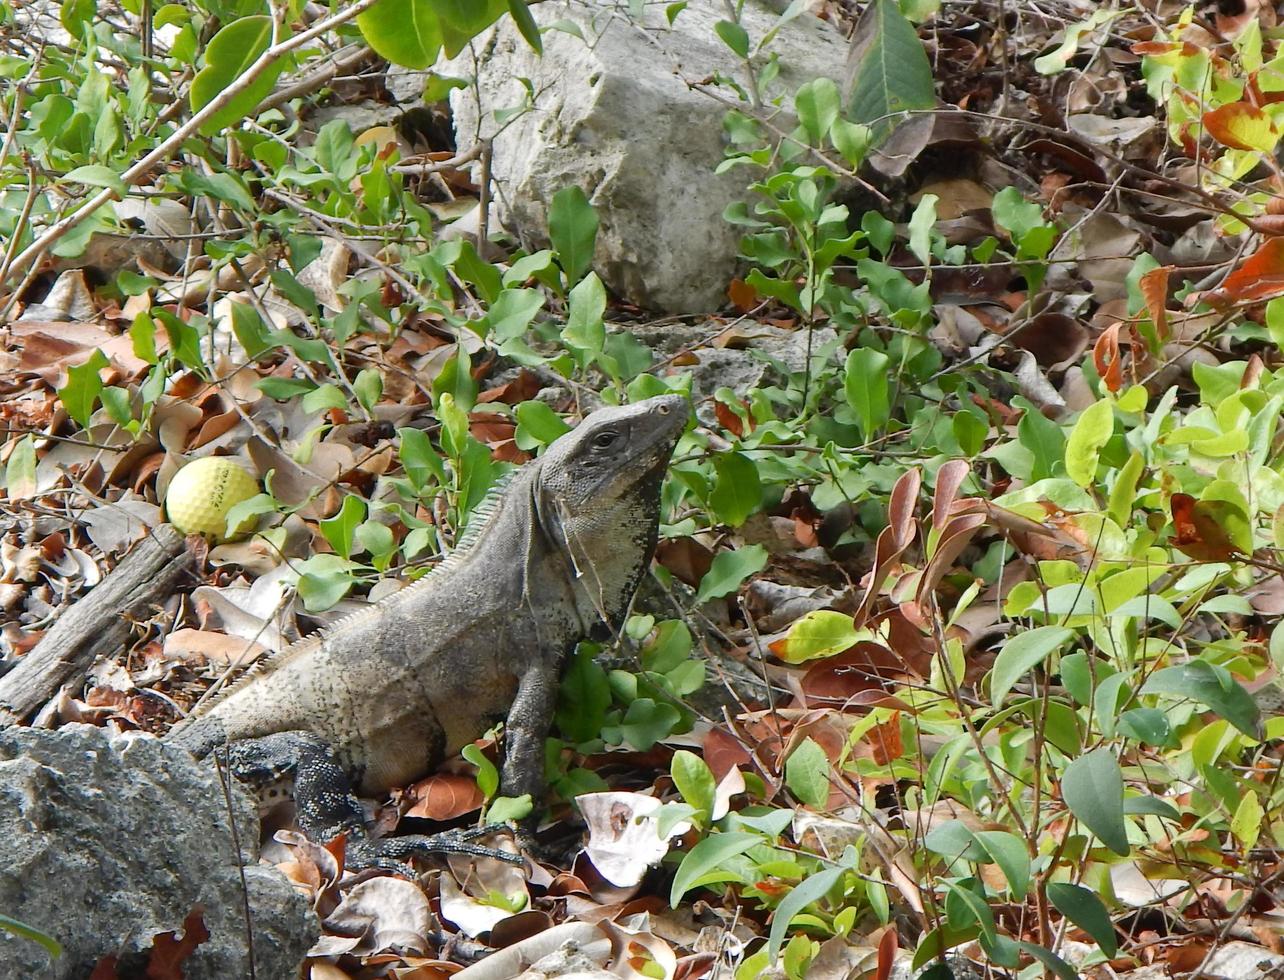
[166,394,687,869]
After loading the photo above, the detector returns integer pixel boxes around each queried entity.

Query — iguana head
[538,394,688,510]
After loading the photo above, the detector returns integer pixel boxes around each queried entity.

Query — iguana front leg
[501,663,560,805]
[222,732,520,870]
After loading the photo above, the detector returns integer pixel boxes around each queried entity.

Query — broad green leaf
[486,794,532,823]
[989,626,1074,707]
[1034,10,1120,75]
[671,750,716,817]
[58,350,108,429]
[3,435,37,501]
[63,164,125,196]
[353,368,383,414]
[767,864,846,963]
[1232,790,1264,849]
[670,832,761,906]
[483,288,545,342]
[548,185,599,285]
[462,742,499,798]
[714,19,750,58]
[847,0,935,144]
[1140,662,1262,739]
[562,272,606,355]
[357,0,443,68]
[1064,398,1114,487]
[618,698,680,749]
[1017,942,1078,980]
[1061,748,1129,856]
[709,452,761,527]
[844,347,891,438]
[319,494,367,559]
[694,544,768,604]
[556,649,611,742]
[973,831,1030,898]
[773,610,862,664]
[785,737,829,808]
[795,78,841,145]
[506,0,543,53]
[907,193,938,266]
[190,17,287,136]
[1046,882,1117,956]
[515,400,572,450]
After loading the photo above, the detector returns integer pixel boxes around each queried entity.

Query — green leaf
[774,610,862,664]
[556,649,611,742]
[714,19,750,58]
[190,16,287,137]
[847,0,935,143]
[353,368,383,414]
[1140,662,1263,739]
[907,193,938,266]
[671,750,716,817]
[462,742,499,798]
[548,186,599,285]
[844,347,891,438]
[619,698,681,750]
[296,555,356,611]
[972,831,1030,898]
[1017,942,1078,980]
[1046,882,1117,956]
[795,78,841,145]
[357,0,443,68]
[1064,398,1114,488]
[3,434,37,501]
[485,793,533,824]
[768,864,845,963]
[319,494,367,559]
[670,832,761,906]
[562,272,606,355]
[1232,789,1264,849]
[229,302,274,360]
[695,544,768,604]
[709,452,761,527]
[483,288,545,342]
[58,350,108,429]
[989,626,1074,707]
[1061,748,1129,856]
[785,737,830,808]
[515,400,571,451]
[506,0,543,53]
[63,164,125,196]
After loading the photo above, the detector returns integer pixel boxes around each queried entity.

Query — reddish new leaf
[405,773,484,820]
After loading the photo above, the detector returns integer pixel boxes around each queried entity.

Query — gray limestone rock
[0,724,317,979]
[445,0,849,315]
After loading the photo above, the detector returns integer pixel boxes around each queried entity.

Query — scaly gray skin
[166,394,687,871]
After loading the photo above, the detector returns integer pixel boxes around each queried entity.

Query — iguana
[166,394,688,870]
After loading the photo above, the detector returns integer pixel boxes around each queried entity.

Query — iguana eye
[591,430,620,449]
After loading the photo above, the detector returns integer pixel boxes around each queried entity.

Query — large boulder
[446,0,849,314]
[0,724,317,979]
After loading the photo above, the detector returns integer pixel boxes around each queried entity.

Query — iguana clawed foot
[345,824,525,876]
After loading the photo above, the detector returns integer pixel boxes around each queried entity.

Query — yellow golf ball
[165,457,259,542]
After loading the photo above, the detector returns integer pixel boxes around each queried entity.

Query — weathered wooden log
[0,524,193,726]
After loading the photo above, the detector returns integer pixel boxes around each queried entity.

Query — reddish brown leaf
[868,711,903,765]
[1170,493,1242,562]
[714,398,748,437]
[1092,321,1124,393]
[1138,265,1172,341]
[1208,236,1284,304]
[477,369,542,405]
[405,773,484,820]
[727,277,759,314]
[146,907,210,980]
[703,725,754,782]
[875,926,899,980]
[932,460,970,534]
